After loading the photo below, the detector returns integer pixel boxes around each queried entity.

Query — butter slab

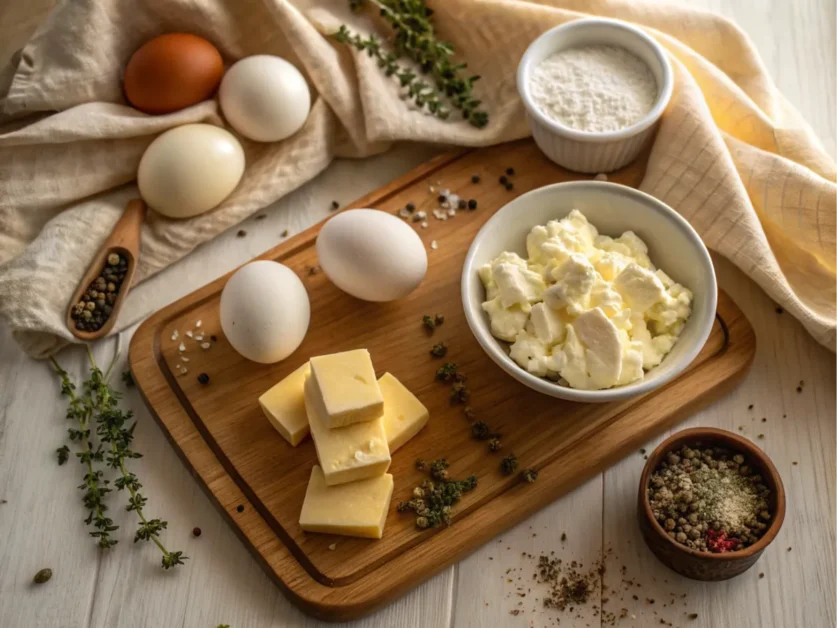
[258,362,310,446]
[299,465,393,539]
[304,375,391,486]
[378,372,429,453]
[309,349,384,428]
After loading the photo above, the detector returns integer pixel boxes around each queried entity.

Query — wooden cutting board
[129,140,755,621]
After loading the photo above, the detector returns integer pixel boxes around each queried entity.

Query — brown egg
[124,33,224,115]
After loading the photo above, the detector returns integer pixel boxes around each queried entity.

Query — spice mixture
[70,252,128,331]
[647,444,771,552]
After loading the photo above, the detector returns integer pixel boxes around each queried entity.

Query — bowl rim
[516,17,675,143]
[460,180,718,403]
[637,427,787,561]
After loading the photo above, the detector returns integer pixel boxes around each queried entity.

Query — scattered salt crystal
[415,210,427,220]
[432,209,447,221]
[171,330,179,341]
[430,240,438,250]
[398,208,411,219]
[441,200,450,209]
[180,367,188,375]
[448,193,460,206]
[429,186,436,194]
[421,221,428,228]
[201,342,211,350]
[447,208,456,217]
[195,335,204,342]
[181,356,190,363]
[328,543,337,551]
[594,173,608,181]
[195,320,202,328]
[185,330,193,338]
[178,342,186,352]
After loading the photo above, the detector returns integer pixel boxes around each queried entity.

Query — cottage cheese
[529,45,657,133]
[479,210,693,390]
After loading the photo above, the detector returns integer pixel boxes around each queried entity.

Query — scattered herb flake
[430,343,448,358]
[500,454,519,475]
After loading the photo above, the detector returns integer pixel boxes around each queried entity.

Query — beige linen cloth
[0,0,834,358]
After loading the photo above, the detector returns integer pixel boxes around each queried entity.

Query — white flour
[529,45,657,133]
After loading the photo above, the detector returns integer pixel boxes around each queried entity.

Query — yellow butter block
[309,349,384,428]
[304,375,391,486]
[378,372,429,453]
[299,465,393,539]
[258,362,310,447]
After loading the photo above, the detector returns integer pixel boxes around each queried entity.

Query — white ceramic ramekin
[461,181,717,403]
[517,18,674,174]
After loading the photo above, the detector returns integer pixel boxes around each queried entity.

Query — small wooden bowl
[637,427,785,581]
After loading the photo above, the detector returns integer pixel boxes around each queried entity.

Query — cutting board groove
[129,140,755,621]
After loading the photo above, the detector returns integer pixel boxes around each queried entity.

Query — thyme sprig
[51,348,186,568]
[335,0,488,127]
[51,357,117,549]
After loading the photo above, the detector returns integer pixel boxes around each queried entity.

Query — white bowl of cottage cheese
[461,181,717,403]
[517,18,674,173]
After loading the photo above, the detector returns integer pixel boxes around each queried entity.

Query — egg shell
[316,209,428,302]
[138,124,245,219]
[220,261,310,364]
[124,33,224,115]
[219,55,311,142]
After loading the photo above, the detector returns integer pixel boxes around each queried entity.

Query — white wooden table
[1,1,834,626]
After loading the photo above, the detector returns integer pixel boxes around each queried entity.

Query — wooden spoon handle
[66,199,147,341]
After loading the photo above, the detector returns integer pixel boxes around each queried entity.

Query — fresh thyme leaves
[51,357,117,549]
[56,445,70,465]
[121,370,134,387]
[51,349,187,568]
[398,458,477,528]
[335,1,488,127]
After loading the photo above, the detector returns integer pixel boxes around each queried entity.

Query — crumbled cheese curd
[479,210,693,390]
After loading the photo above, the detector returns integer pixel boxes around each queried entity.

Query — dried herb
[488,438,502,452]
[500,454,519,475]
[521,468,538,483]
[449,381,470,405]
[335,1,488,127]
[56,445,70,465]
[430,343,448,358]
[415,458,427,471]
[434,313,445,326]
[471,421,493,440]
[422,315,436,333]
[435,362,459,382]
[397,459,477,528]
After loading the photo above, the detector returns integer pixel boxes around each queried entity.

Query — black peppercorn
[499,175,508,185]
[237,230,247,238]
[197,373,210,385]
[192,527,202,537]
[458,199,467,209]
[406,202,416,212]
[506,167,515,176]
[236,505,244,513]
[471,174,481,183]
[468,199,477,210]
[331,200,339,210]
[210,335,218,342]
[505,182,514,191]
[437,193,446,203]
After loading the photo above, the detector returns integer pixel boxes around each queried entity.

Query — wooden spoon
[66,199,147,341]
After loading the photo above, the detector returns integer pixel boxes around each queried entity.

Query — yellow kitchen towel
[0,0,833,357]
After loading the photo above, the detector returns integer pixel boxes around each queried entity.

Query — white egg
[220,261,310,364]
[316,209,428,302]
[219,55,311,142]
[138,124,245,219]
